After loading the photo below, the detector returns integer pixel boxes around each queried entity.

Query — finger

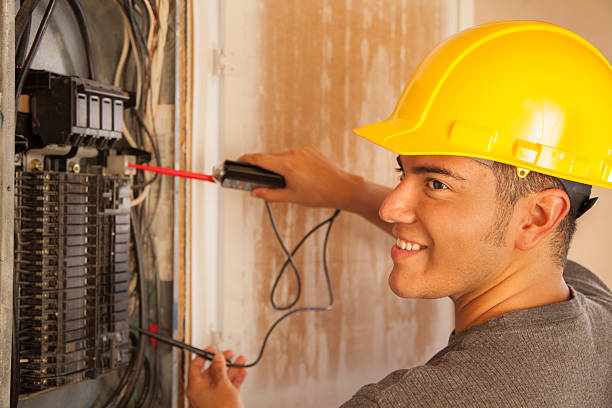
[223,349,235,361]
[228,355,248,388]
[197,346,217,383]
[237,153,286,174]
[250,187,291,202]
[228,355,246,381]
[209,353,229,384]
[188,357,206,380]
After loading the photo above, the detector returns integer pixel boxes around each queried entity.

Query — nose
[379,182,418,224]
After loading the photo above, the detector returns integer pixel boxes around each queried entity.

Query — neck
[452,258,570,334]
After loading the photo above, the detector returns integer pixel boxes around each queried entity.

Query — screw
[69,163,81,173]
[31,159,43,172]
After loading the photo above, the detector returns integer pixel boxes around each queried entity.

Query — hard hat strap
[557,178,597,218]
[470,157,596,218]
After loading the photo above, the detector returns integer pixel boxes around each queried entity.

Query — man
[187,21,612,407]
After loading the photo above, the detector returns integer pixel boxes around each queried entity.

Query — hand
[186,346,248,408]
[238,147,363,211]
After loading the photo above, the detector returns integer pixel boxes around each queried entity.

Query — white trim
[457,0,475,31]
[191,0,223,352]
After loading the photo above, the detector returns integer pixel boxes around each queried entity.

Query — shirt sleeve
[339,394,380,408]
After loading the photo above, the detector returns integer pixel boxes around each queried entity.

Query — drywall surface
[473,0,612,288]
[191,1,457,407]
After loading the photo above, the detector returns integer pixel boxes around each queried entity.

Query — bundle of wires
[103,1,168,407]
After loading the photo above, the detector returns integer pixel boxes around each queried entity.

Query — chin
[388,267,445,299]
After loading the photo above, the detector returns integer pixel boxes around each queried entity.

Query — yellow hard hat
[354,21,612,190]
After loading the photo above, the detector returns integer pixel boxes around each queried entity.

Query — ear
[515,189,570,251]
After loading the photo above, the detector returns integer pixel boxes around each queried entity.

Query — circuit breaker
[15,69,134,395]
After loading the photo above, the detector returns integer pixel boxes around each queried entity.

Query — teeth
[395,238,422,251]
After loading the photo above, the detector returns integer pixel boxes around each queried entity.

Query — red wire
[128,163,216,183]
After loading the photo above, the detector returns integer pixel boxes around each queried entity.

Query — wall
[192,2,612,407]
[191,1,459,407]
[473,0,612,287]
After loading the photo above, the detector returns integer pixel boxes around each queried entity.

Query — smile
[395,238,425,251]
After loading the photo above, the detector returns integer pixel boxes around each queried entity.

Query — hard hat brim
[353,118,417,154]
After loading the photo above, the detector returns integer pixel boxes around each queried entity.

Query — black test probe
[129,160,339,368]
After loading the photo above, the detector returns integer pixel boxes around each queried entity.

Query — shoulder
[564,260,612,307]
[340,361,504,408]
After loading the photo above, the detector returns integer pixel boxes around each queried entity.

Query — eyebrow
[396,156,467,181]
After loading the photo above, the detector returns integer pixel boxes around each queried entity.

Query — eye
[426,179,449,190]
[395,167,405,180]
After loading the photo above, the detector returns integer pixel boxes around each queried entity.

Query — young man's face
[379,155,516,300]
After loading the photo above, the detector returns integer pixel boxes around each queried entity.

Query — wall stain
[224,1,455,406]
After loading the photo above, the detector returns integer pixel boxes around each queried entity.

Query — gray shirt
[340,260,612,407]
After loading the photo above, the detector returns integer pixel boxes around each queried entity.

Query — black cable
[65,0,96,80]
[14,0,41,48]
[269,209,341,310]
[15,0,57,108]
[134,355,151,407]
[124,0,148,110]
[103,3,161,404]
[132,205,341,369]
[266,202,302,310]
[131,109,163,239]
[15,6,31,67]
[228,204,340,368]
[100,349,135,408]
[130,109,161,190]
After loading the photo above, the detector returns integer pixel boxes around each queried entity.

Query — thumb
[209,353,229,384]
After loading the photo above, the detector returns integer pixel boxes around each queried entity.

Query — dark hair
[488,162,576,266]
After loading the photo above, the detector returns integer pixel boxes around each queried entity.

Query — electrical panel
[12,0,165,403]
[14,69,136,396]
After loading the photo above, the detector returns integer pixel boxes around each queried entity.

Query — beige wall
[473,0,612,287]
[191,2,612,407]
[192,1,457,407]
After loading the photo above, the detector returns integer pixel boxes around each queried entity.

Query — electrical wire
[131,184,151,207]
[104,1,162,404]
[65,0,96,79]
[134,355,152,407]
[130,110,161,189]
[112,0,143,108]
[14,0,41,48]
[15,4,31,66]
[114,21,131,87]
[269,209,343,310]
[15,0,57,108]
[216,204,340,369]
[132,204,341,369]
